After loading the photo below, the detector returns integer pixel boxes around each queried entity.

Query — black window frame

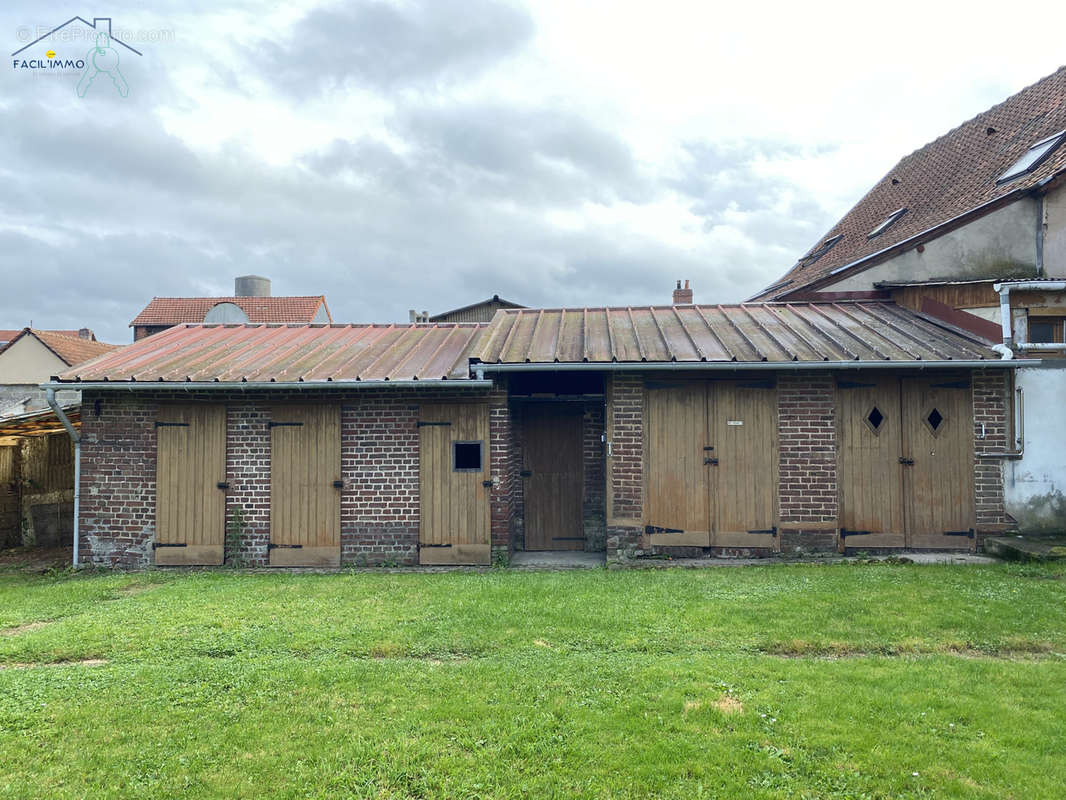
[452,440,484,472]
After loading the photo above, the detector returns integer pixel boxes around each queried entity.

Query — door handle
[898,457,914,465]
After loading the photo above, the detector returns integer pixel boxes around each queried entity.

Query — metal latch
[155,421,189,428]
[152,542,187,549]
[416,421,451,427]
[217,481,230,490]
[332,480,344,489]
[747,526,777,537]
[268,543,303,550]
[840,528,872,538]
[482,480,494,488]
[704,457,719,465]
[944,528,975,539]
[520,470,532,477]
[268,421,303,428]
[898,457,915,465]
[645,525,683,535]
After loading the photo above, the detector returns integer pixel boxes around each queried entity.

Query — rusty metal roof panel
[473,302,998,364]
[58,323,487,383]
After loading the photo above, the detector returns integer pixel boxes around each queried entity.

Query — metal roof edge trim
[474,360,1033,372]
[41,380,495,390]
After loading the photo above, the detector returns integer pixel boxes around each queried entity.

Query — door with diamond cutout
[901,378,975,548]
[837,377,905,547]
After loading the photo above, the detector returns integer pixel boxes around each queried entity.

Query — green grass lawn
[0,561,1064,799]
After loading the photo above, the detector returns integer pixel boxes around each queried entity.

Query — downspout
[45,388,80,568]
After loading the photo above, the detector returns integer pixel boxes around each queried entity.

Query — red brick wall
[777,373,838,553]
[78,387,512,567]
[973,369,1011,541]
[605,373,644,557]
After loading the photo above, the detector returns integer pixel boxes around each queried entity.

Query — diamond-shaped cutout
[927,408,944,431]
[866,407,884,431]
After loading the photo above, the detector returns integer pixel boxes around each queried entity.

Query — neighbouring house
[0,328,117,549]
[409,294,525,323]
[750,65,1066,533]
[49,275,1020,567]
[0,327,116,415]
[130,275,331,340]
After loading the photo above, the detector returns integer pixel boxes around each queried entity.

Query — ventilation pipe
[235,275,270,297]
[44,388,81,568]
[993,280,1066,352]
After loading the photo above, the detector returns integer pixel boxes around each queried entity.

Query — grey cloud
[257,0,535,94]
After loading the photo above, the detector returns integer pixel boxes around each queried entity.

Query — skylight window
[802,234,843,265]
[867,208,908,239]
[997,130,1066,184]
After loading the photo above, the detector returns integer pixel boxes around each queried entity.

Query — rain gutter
[473,360,1034,373]
[41,380,495,391]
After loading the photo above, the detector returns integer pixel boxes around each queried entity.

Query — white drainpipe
[993,280,1066,347]
[44,388,80,568]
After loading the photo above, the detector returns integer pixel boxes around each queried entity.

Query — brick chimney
[672,279,693,305]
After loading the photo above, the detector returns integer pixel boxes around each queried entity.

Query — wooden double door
[644,380,777,548]
[838,376,975,549]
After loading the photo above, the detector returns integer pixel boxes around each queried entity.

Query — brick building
[50,293,1020,568]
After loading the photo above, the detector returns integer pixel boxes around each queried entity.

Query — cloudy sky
[2,1,1065,343]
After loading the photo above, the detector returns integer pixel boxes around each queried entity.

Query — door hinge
[703,446,715,451]
[840,528,872,538]
[152,542,187,549]
[747,526,777,537]
[738,380,774,389]
[417,421,451,427]
[419,543,452,548]
[268,543,303,550]
[552,537,585,541]
[898,457,915,465]
[645,525,684,535]
[268,421,303,428]
[217,481,230,490]
[155,421,189,428]
[944,528,975,539]
[837,380,877,389]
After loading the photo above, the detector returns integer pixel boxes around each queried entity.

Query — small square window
[1028,317,1065,345]
[453,441,483,472]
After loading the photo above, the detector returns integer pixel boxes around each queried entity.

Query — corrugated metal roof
[59,323,486,383]
[130,296,330,326]
[474,302,997,364]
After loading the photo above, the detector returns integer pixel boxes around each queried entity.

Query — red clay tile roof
[0,328,121,366]
[752,66,1066,301]
[59,323,485,383]
[129,296,330,326]
[0,329,91,343]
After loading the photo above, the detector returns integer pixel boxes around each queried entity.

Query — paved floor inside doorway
[510,551,607,569]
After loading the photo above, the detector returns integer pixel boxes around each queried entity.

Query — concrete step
[984,535,1066,561]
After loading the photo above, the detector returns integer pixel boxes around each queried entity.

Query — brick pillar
[226,401,270,566]
[489,383,514,559]
[973,369,1011,544]
[777,372,838,552]
[606,372,644,560]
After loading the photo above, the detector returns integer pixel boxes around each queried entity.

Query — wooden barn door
[901,378,975,548]
[709,380,778,548]
[155,404,226,565]
[523,405,584,551]
[0,447,19,548]
[419,404,491,565]
[837,377,905,547]
[644,383,711,546]
[269,404,341,566]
